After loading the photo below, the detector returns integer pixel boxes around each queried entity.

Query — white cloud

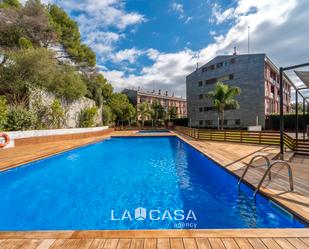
[185,16,193,24]
[111,48,144,63]
[210,3,236,24]
[57,0,145,31]
[170,2,185,19]
[103,0,309,97]
[171,3,184,14]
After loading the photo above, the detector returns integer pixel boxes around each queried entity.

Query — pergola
[279,62,309,159]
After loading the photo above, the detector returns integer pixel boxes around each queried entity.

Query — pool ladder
[238,155,294,198]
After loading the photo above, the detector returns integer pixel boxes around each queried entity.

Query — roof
[295,71,309,88]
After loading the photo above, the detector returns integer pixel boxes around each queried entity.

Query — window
[199,120,203,126]
[230,58,236,64]
[199,107,203,112]
[206,78,217,85]
[235,119,241,125]
[198,81,203,86]
[204,106,215,111]
[216,62,223,68]
[199,94,203,99]
[229,74,234,80]
[223,120,228,125]
[210,65,215,70]
[202,67,207,72]
[218,75,229,82]
[205,120,213,126]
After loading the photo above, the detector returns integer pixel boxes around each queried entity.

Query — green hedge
[265,114,309,130]
[168,118,189,126]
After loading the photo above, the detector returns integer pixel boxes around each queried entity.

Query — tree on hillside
[48,4,96,67]
[0,0,56,50]
[138,102,152,127]
[108,93,135,124]
[206,82,241,130]
[0,48,57,106]
[0,0,21,8]
[0,48,88,105]
[83,73,113,106]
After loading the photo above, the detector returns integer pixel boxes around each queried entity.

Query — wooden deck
[0,233,309,249]
[0,130,309,248]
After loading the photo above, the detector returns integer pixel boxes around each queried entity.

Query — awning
[295,71,309,88]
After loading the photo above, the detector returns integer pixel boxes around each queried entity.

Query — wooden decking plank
[157,238,170,249]
[75,239,94,249]
[183,238,198,249]
[143,238,156,249]
[273,238,296,249]
[195,238,211,249]
[19,239,43,249]
[286,238,309,249]
[0,239,26,249]
[48,239,73,249]
[222,238,240,249]
[35,239,55,249]
[247,238,267,249]
[260,238,282,249]
[144,239,157,249]
[170,238,184,249]
[234,238,253,249]
[89,239,106,249]
[301,238,309,247]
[103,239,119,249]
[208,238,225,249]
[130,239,144,249]
[116,239,131,249]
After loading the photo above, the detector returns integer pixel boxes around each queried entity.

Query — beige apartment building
[122,88,187,119]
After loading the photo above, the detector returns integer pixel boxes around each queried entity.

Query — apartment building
[186,54,292,128]
[122,88,187,118]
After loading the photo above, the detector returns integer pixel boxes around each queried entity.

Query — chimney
[233,46,237,56]
[158,89,161,95]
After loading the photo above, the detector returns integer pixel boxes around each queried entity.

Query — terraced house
[186,53,292,128]
[123,88,187,119]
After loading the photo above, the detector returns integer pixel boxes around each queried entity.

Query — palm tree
[206,82,241,130]
[138,102,152,127]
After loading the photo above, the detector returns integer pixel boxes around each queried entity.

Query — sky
[22,0,309,97]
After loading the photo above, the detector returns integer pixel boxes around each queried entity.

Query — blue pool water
[0,136,306,230]
[137,130,170,134]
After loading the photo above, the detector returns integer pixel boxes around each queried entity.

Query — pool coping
[0,229,309,239]
[0,130,308,238]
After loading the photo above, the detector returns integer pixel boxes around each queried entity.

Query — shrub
[0,96,8,130]
[49,99,65,129]
[102,105,114,126]
[6,106,35,131]
[168,118,189,126]
[266,114,309,131]
[79,107,98,128]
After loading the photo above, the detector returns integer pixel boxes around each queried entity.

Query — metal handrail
[238,155,271,189]
[253,160,294,197]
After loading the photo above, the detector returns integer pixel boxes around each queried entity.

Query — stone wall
[30,89,102,128]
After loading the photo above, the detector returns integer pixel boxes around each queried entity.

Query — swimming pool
[0,136,306,230]
[137,130,170,134]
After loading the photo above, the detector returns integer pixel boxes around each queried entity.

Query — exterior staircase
[295,139,309,156]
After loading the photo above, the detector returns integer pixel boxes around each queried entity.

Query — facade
[122,88,187,118]
[186,54,292,128]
